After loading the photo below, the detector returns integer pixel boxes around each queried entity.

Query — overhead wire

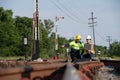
[60,0,89,19]
[57,0,88,24]
[56,0,86,24]
[95,30,107,42]
[50,0,82,23]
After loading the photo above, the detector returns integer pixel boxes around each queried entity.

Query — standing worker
[82,35,95,60]
[62,34,84,62]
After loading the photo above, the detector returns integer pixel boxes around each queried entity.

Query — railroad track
[100,59,120,70]
[0,59,120,80]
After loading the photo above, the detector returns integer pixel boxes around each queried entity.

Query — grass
[97,55,120,60]
[111,56,120,60]
[0,56,31,60]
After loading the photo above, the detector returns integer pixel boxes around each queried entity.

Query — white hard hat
[86,35,91,39]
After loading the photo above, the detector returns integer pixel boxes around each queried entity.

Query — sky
[0,0,120,47]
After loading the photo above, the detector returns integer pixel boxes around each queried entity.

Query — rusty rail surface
[0,59,66,68]
[0,61,66,80]
[0,59,104,80]
[74,61,104,80]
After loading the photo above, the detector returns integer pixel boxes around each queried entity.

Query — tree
[109,41,120,56]
[39,19,54,58]
[0,7,20,56]
[0,7,68,58]
[14,16,33,56]
[95,45,108,57]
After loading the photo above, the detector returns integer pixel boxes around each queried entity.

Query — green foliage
[95,41,120,57]
[58,36,68,53]
[44,19,54,34]
[0,7,69,58]
[14,16,33,56]
[3,7,120,59]
[0,7,13,22]
[95,45,108,56]
[0,7,20,56]
[39,19,68,58]
[109,41,120,56]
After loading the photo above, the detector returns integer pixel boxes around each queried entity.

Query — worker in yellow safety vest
[61,34,84,62]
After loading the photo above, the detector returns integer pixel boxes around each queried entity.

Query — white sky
[0,0,120,47]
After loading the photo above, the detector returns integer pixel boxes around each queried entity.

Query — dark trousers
[82,52,93,59]
[70,48,81,62]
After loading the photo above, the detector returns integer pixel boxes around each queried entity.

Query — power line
[95,30,106,42]
[57,0,88,22]
[50,0,81,23]
[56,0,86,24]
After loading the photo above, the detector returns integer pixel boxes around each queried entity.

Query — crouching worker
[81,35,95,60]
[61,34,84,62]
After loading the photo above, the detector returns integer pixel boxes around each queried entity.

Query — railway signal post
[32,0,40,60]
[54,16,64,59]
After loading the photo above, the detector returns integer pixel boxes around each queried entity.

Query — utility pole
[106,36,112,49]
[88,12,97,47]
[32,0,40,60]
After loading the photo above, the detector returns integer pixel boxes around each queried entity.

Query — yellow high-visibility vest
[69,41,84,50]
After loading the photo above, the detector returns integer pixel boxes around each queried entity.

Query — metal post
[55,16,58,58]
[107,36,112,49]
[23,35,28,60]
[66,48,70,62]
[36,0,40,59]
[54,16,64,59]
[32,0,40,60]
[91,12,96,46]
[106,36,112,57]
[88,12,97,53]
